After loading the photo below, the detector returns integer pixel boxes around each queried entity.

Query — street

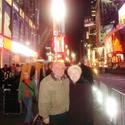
[95,73,125,93]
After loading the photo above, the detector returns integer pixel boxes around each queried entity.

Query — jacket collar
[51,73,67,81]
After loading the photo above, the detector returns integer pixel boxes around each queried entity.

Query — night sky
[39,0,90,55]
[65,0,90,53]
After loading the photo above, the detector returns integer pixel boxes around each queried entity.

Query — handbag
[32,114,43,125]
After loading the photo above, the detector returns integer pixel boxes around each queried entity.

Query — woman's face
[68,70,81,84]
[24,72,29,80]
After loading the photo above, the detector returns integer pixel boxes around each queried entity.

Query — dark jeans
[43,112,69,125]
[23,97,33,123]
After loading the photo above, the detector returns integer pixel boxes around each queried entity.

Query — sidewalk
[93,101,109,125]
[0,113,24,125]
[0,108,109,125]
[93,79,112,125]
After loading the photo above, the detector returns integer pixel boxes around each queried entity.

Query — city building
[81,0,97,65]
[90,0,96,20]
[0,0,40,67]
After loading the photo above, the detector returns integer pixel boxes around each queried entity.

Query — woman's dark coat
[69,64,94,125]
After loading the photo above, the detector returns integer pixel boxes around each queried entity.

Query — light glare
[105,97,118,120]
[97,90,103,105]
[51,0,66,22]
[11,41,37,57]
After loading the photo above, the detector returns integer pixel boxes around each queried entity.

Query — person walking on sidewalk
[18,72,38,125]
[38,61,70,125]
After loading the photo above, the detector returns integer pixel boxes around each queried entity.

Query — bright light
[105,96,118,120]
[26,41,30,46]
[93,68,98,75]
[11,41,37,57]
[66,49,70,56]
[119,4,125,24]
[97,90,103,105]
[51,0,66,22]
[65,57,70,62]
[71,52,76,59]
[92,85,98,92]
[65,44,68,49]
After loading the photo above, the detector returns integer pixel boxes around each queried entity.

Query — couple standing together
[38,61,94,125]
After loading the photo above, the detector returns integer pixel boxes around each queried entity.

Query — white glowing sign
[119,4,125,24]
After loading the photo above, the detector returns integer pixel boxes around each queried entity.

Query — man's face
[51,62,65,78]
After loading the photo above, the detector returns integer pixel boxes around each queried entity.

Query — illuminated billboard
[118,4,125,24]
[53,35,64,53]
[0,0,2,34]
[3,2,12,38]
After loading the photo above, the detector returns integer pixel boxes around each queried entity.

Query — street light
[51,0,66,22]
[71,52,76,63]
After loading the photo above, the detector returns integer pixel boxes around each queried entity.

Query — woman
[18,72,37,125]
[67,65,94,125]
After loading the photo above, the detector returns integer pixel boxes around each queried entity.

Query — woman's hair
[67,65,82,75]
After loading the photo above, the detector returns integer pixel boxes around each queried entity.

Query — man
[38,61,70,125]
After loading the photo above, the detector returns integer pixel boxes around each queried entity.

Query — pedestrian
[0,68,4,90]
[67,64,94,125]
[80,58,94,84]
[12,64,21,90]
[18,72,38,125]
[38,61,70,125]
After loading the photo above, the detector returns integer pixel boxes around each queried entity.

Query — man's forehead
[52,62,65,68]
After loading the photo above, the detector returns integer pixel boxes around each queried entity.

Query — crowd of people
[0,64,21,91]
[0,63,38,124]
[0,60,94,125]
